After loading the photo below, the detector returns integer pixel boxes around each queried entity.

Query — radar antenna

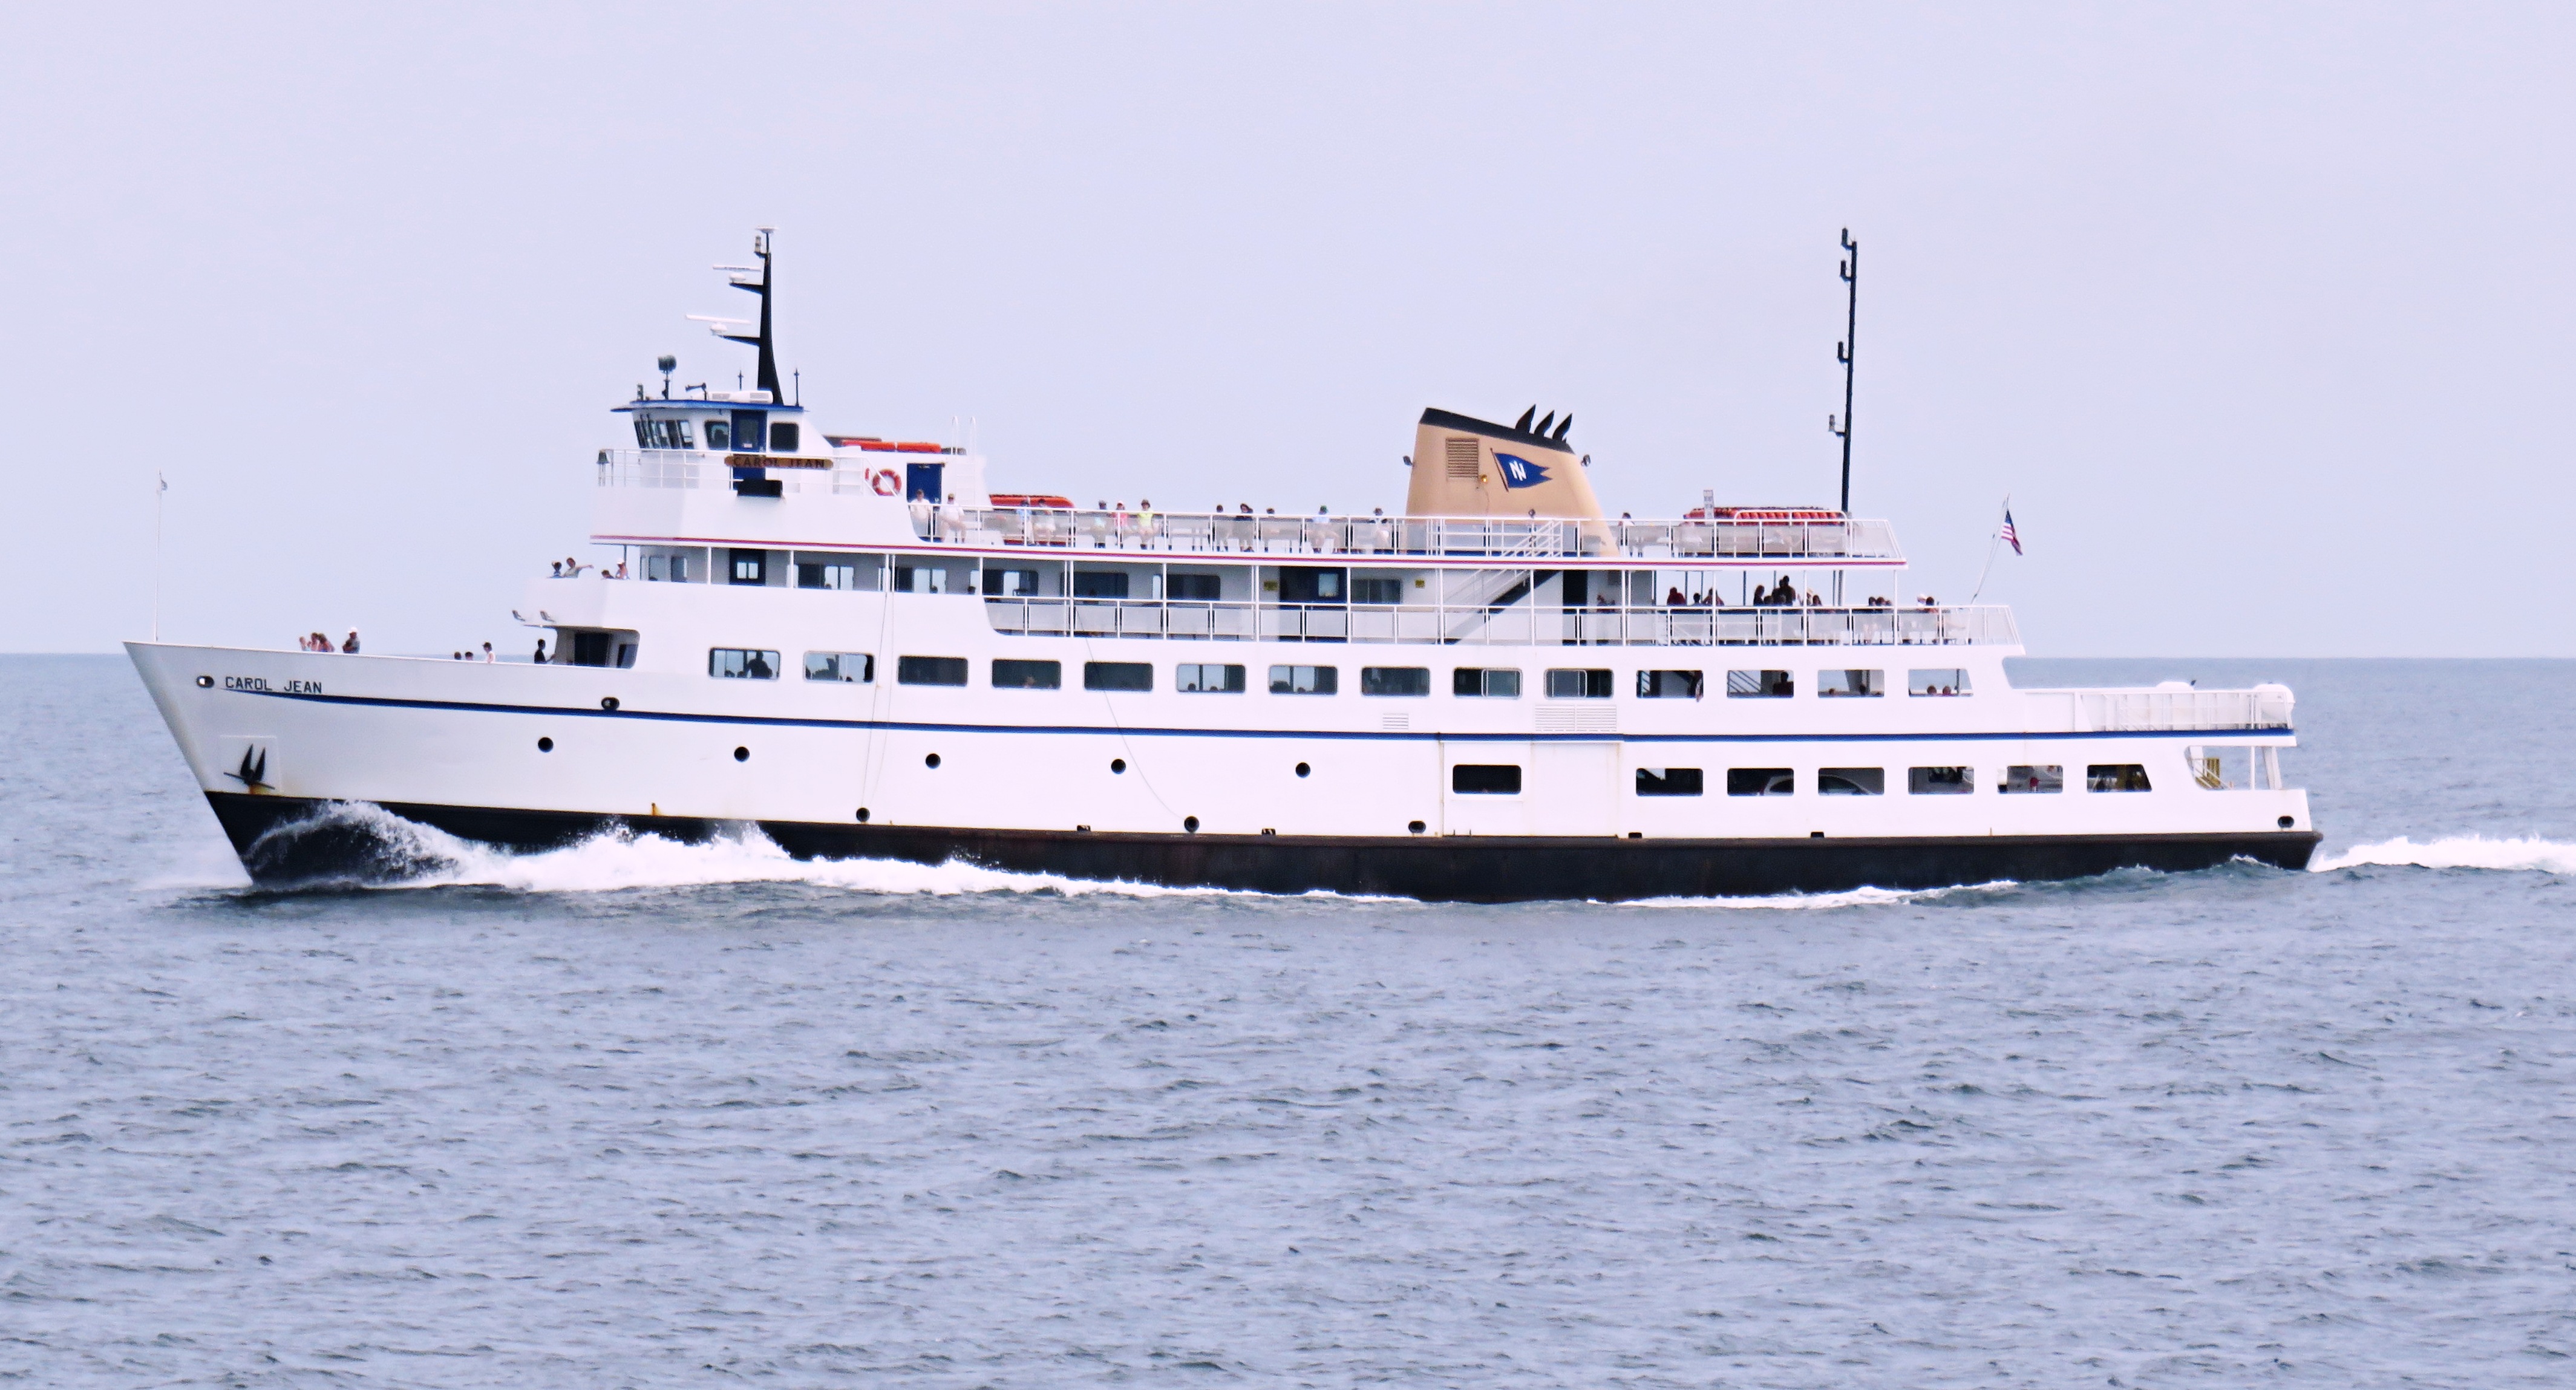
[691,228,783,402]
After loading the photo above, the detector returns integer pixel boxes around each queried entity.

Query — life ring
[869,468,900,496]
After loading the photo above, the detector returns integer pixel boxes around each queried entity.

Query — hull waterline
[205,791,2321,902]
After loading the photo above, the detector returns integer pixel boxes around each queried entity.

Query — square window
[1909,766,1973,794]
[1635,670,1704,699]
[897,656,969,686]
[2087,763,2153,792]
[1909,668,1972,696]
[708,648,780,680]
[1361,667,1430,696]
[1817,669,1884,697]
[1084,661,1153,692]
[1269,665,1338,694]
[1819,767,1884,795]
[1727,670,1794,697]
[1453,668,1521,698]
[1177,663,1246,693]
[803,651,872,682]
[1727,768,1794,796]
[1545,668,1612,699]
[2001,764,2064,794]
[1635,767,1703,796]
[1451,764,1522,794]
[993,659,1061,689]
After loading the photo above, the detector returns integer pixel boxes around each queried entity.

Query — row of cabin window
[632,419,801,452]
[703,651,1974,699]
[1453,764,2152,797]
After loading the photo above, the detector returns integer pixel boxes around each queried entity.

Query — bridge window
[1727,669,1794,698]
[1635,670,1704,699]
[1177,663,1245,693]
[898,656,968,687]
[1546,668,1612,699]
[1727,768,1794,796]
[708,648,779,680]
[770,421,799,452]
[1085,662,1153,692]
[1454,668,1521,698]
[1819,668,1884,697]
[993,659,1060,690]
[705,419,731,450]
[803,651,872,683]
[1909,766,1973,794]
[2001,764,2063,794]
[1270,665,1337,694]
[1909,668,1972,696]
[1452,764,1522,795]
[1819,767,1884,795]
[1361,667,1430,696]
[632,417,695,449]
[2087,763,2153,792]
[1635,767,1702,796]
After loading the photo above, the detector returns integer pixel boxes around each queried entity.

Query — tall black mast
[1829,227,1857,515]
[747,229,782,402]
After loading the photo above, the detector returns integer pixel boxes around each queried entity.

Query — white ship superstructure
[128,234,2318,897]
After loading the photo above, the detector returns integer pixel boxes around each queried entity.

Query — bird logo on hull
[1495,452,1550,489]
[225,743,270,790]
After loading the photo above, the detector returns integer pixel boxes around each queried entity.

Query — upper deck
[594,450,1903,567]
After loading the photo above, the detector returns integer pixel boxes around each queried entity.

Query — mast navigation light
[657,354,676,398]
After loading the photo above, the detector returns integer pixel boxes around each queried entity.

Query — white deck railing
[981,599,2018,647]
[592,454,1901,562]
[941,510,1900,562]
[2018,687,2294,731]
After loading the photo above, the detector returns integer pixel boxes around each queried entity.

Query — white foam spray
[2313,835,2576,875]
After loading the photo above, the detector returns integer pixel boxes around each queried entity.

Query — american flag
[2000,509,2022,555]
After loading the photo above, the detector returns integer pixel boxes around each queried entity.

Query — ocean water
[5,653,2574,1388]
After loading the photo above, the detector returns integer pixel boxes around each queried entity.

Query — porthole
[537,737,554,752]
[857,808,871,823]
[600,696,619,711]
[1183,815,1200,833]
[2278,815,2295,829]
[194,675,212,688]
[733,746,750,762]
[1111,758,1126,774]
[1407,820,1426,835]
[925,752,941,769]
[1294,762,1310,778]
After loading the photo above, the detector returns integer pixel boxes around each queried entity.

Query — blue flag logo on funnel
[1495,452,1551,489]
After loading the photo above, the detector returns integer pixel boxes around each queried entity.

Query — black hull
[204,792,2321,902]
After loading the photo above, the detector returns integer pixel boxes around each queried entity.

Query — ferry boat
[127,233,2320,899]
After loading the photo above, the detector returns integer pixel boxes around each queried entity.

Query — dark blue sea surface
[5,654,2573,1387]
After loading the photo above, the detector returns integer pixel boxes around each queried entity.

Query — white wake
[260,804,1255,899]
[2312,835,2576,874]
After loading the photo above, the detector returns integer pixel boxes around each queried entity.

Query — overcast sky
[4,3,2569,657]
